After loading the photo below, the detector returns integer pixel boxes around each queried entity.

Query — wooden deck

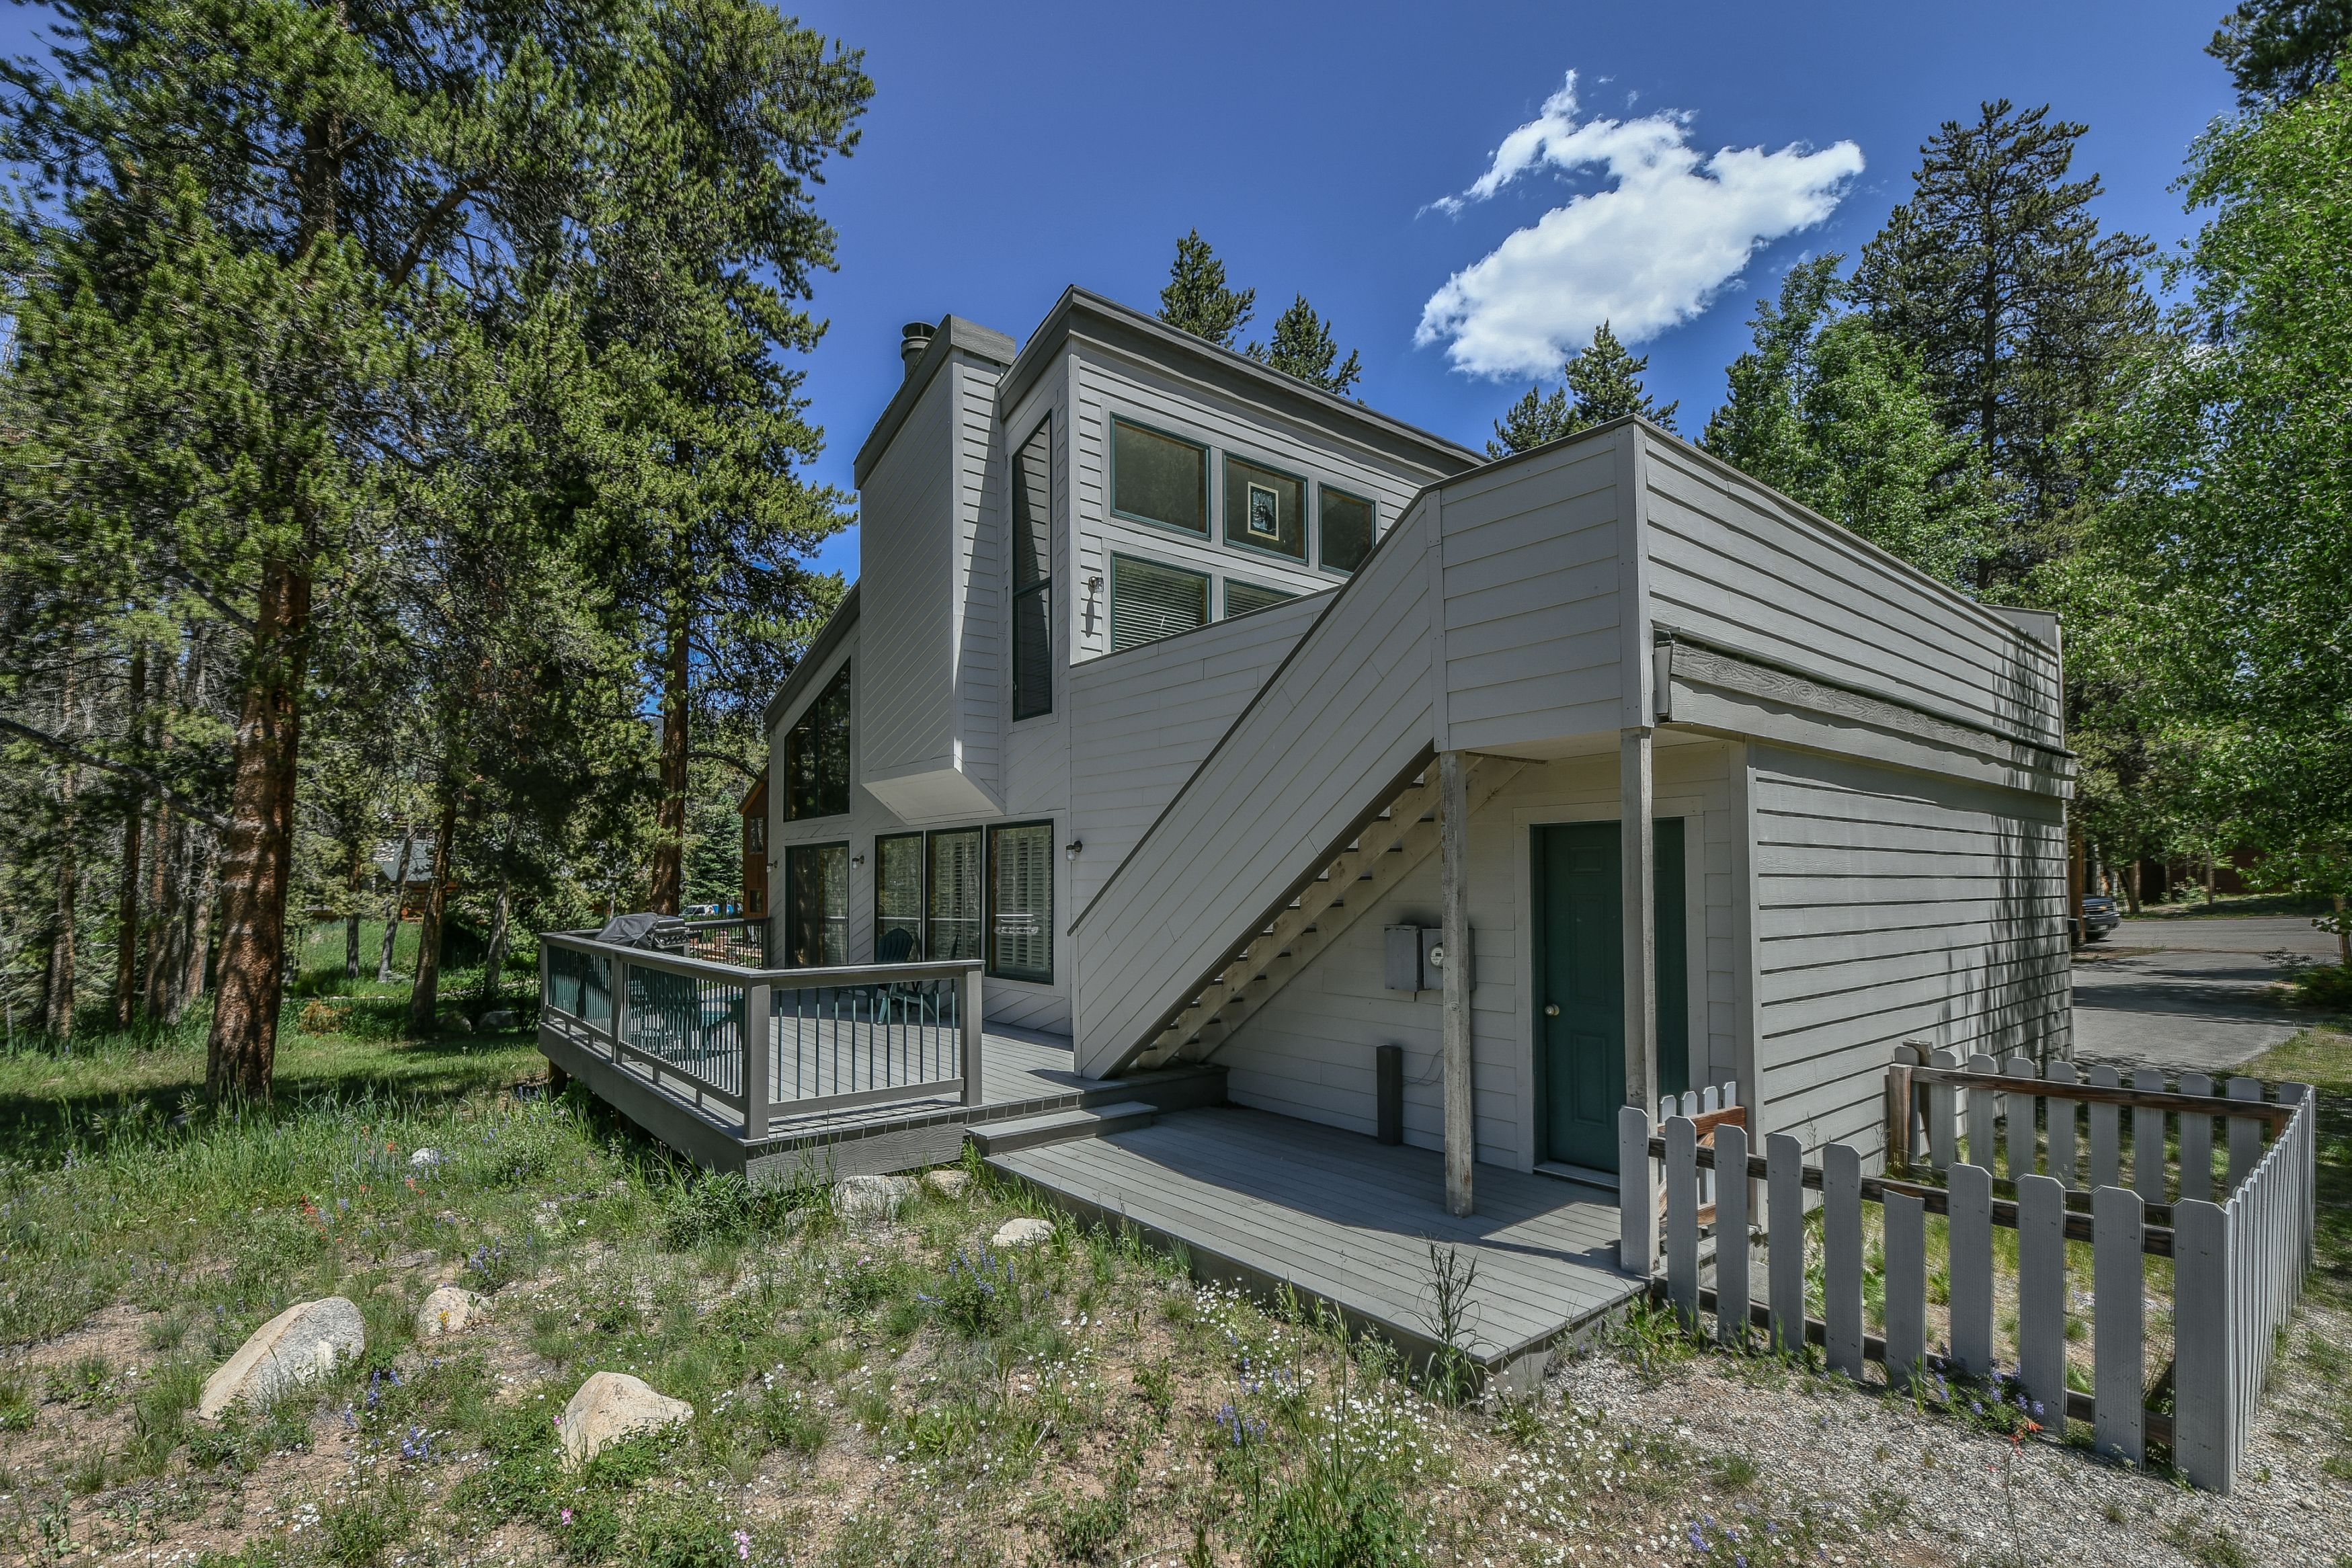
[989,1106,1642,1372]
[542,1018,1225,1181]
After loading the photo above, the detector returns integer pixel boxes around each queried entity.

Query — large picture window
[1223,456,1306,561]
[1110,418,1208,535]
[1319,485,1377,575]
[1108,552,1209,653]
[927,827,984,962]
[783,841,848,967]
[782,664,851,819]
[875,832,925,962]
[1011,420,1053,719]
[987,822,1054,982]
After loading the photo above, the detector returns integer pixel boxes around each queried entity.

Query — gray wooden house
[756,288,2070,1193]
[543,286,2069,1364]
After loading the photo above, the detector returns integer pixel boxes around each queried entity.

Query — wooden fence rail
[538,927,984,1138]
[1618,1058,2315,1494]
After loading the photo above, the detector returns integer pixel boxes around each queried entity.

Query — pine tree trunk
[343,838,366,981]
[143,800,172,1017]
[177,837,215,1017]
[647,602,690,915]
[44,663,80,1040]
[2336,894,2348,968]
[2123,858,2142,917]
[377,820,413,984]
[114,643,146,1029]
[407,791,458,1034]
[2203,852,2217,907]
[479,821,513,1003]
[206,559,311,1102]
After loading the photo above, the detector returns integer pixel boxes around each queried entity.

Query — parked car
[2080,893,2121,940]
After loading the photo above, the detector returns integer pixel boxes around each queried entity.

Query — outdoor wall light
[850,852,865,868]
[1064,839,1083,861]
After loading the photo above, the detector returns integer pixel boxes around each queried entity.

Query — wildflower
[560,1509,571,1525]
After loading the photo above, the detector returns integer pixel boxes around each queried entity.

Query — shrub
[659,1172,815,1249]
[2287,963,2352,1010]
[926,1247,1019,1339]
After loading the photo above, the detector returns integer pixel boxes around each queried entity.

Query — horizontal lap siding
[956,366,1003,787]
[1641,435,2063,751]
[1438,442,1623,753]
[1219,743,1738,1169]
[860,380,959,778]
[1752,744,2069,1161]
[1065,596,1321,911]
[1072,504,1438,1073]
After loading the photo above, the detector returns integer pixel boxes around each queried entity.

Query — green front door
[1534,819,1689,1171]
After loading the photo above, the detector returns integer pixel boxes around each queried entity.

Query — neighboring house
[739,768,768,918]
[758,286,2071,1180]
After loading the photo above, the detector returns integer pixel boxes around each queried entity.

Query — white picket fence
[1617,1058,2316,1493]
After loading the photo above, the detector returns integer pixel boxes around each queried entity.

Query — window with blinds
[874,832,924,962]
[1223,578,1297,619]
[1011,419,1053,719]
[927,827,983,962]
[1110,418,1208,534]
[1223,455,1307,561]
[1109,552,1209,653]
[783,663,851,819]
[987,821,1053,982]
[784,841,848,967]
[1320,485,1377,575]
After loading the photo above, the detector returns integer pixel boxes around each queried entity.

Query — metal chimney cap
[899,321,936,376]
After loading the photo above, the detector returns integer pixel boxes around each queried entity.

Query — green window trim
[1317,484,1377,577]
[1108,415,1210,536]
[1222,577,1299,619]
[985,819,1055,983]
[1221,452,1310,564]
[1108,552,1211,653]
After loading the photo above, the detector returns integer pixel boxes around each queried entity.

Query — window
[875,832,925,962]
[1011,420,1053,719]
[782,664,851,819]
[1223,578,1297,619]
[927,827,983,962]
[1320,485,1377,575]
[744,813,766,853]
[1110,419,1208,534]
[1109,553,1210,652]
[783,841,848,966]
[1223,456,1306,561]
[987,821,1054,981]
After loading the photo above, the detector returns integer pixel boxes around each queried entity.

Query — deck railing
[538,927,984,1138]
[1618,1053,2316,1493]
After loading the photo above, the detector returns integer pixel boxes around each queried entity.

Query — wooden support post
[743,981,770,1139]
[961,966,986,1107]
[1440,750,1474,1217]
[1620,727,1657,1123]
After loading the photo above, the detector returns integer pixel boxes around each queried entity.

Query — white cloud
[1416,73,1863,380]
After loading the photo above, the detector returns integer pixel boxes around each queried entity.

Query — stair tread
[982,1101,1159,1138]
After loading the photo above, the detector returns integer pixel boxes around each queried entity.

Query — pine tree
[2209,0,2352,104]
[1486,323,1677,456]
[1245,295,1363,396]
[1156,231,1255,349]
[1703,257,1994,589]
[1850,101,2154,590]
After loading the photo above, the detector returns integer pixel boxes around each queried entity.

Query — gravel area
[1546,1290,2352,1567]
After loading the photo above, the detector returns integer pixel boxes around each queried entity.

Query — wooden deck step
[968,1101,1158,1157]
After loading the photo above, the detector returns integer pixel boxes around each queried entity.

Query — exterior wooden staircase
[1126,755,1525,1071]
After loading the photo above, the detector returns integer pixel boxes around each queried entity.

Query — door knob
[1543,1003,1560,1017]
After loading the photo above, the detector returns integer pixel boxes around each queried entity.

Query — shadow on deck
[989,1105,1644,1376]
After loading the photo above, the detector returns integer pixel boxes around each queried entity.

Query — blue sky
[0,1,2242,583]
[775,0,2238,579]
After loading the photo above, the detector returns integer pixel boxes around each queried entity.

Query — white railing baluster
[1948,1161,1994,1376]
[1715,1122,1750,1349]
[2093,1184,2145,1466]
[1824,1143,1864,1382]
[1666,1116,1699,1329]
[2044,1057,2079,1189]
[1767,1132,1805,1356]
[2131,1068,2168,1202]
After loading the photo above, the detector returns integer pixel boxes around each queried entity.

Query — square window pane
[1320,486,1376,575]
[1012,582,1052,718]
[927,827,983,963]
[1112,419,1207,534]
[1109,554,1210,653]
[1224,456,1305,560]
[987,821,1053,982]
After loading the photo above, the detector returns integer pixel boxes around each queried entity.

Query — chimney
[899,321,936,378]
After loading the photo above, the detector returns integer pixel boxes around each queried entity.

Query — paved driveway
[2070,915,2338,1075]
